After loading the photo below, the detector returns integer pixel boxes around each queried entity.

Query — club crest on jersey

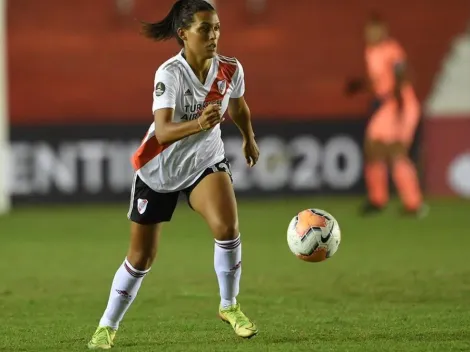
[217,80,227,95]
[155,82,166,97]
[137,199,148,214]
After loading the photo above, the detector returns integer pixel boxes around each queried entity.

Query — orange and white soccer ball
[287,208,341,262]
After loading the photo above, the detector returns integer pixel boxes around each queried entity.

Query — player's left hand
[242,137,260,168]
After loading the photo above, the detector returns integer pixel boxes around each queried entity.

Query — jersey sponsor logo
[184,89,192,96]
[137,198,148,214]
[155,82,166,96]
[181,100,223,121]
[217,80,227,95]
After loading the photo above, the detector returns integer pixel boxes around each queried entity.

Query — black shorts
[127,158,233,224]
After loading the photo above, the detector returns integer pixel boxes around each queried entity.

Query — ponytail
[140,0,215,46]
[140,1,183,42]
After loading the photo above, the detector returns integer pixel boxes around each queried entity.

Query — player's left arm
[227,60,259,167]
[228,96,259,167]
[392,41,409,109]
[228,96,254,140]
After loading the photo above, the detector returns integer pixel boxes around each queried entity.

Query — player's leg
[389,142,424,214]
[88,175,179,349]
[389,88,425,216]
[362,100,395,214]
[186,160,258,338]
[363,138,389,213]
[97,222,160,328]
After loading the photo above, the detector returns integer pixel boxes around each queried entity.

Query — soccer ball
[287,208,341,262]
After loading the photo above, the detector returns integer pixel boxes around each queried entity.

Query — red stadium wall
[423,118,470,197]
[8,0,470,124]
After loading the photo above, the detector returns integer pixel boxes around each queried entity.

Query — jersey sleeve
[152,69,179,113]
[230,60,245,98]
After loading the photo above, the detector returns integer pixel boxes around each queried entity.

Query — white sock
[98,258,150,329]
[214,234,242,309]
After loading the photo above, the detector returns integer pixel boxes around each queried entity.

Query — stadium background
[2,1,470,351]
[6,0,470,203]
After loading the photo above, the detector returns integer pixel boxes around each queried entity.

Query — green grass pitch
[1,197,469,351]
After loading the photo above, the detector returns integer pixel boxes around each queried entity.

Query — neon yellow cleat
[87,326,117,350]
[219,303,258,338]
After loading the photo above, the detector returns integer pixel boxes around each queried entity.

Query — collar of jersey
[177,49,218,90]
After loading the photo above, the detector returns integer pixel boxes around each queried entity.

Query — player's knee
[127,247,157,270]
[211,221,239,241]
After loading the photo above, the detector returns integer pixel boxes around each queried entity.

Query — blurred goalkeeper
[345,14,426,217]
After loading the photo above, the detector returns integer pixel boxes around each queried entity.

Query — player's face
[185,11,220,59]
[365,23,387,45]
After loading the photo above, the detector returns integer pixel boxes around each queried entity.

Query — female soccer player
[346,14,426,217]
[87,0,260,349]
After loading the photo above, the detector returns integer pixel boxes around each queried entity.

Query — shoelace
[227,308,250,327]
[94,328,111,345]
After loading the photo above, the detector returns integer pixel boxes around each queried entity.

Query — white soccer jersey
[131,50,245,192]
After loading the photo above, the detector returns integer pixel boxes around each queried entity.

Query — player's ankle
[220,298,236,309]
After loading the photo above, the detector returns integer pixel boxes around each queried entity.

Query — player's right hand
[198,104,224,131]
[344,77,364,96]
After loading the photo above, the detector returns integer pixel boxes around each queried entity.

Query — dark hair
[141,0,215,46]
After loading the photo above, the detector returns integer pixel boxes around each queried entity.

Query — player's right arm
[154,105,222,145]
[344,76,374,96]
[152,69,222,145]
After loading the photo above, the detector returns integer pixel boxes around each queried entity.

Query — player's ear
[177,28,187,42]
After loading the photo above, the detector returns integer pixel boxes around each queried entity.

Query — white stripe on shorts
[127,173,138,219]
